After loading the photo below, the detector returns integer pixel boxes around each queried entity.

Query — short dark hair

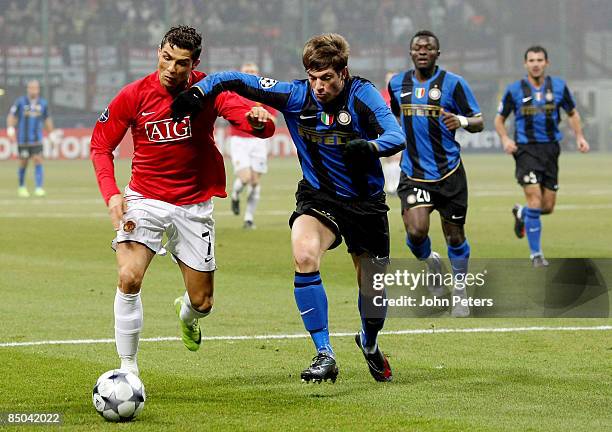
[411,30,440,50]
[524,45,548,61]
[160,25,202,61]
[302,33,350,72]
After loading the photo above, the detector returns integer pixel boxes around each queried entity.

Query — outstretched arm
[172,71,294,121]
[215,92,275,138]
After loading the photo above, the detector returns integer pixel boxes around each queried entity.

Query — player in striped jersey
[172,33,405,383]
[388,30,483,317]
[495,46,589,267]
[7,80,58,197]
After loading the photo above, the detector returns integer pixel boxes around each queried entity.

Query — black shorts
[288,180,390,258]
[397,162,468,225]
[513,142,560,191]
[18,143,43,159]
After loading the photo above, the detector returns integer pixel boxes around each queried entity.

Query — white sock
[114,288,143,366]
[231,178,245,200]
[180,291,211,327]
[244,184,260,222]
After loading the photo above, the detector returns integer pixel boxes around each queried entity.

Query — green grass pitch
[1,153,611,431]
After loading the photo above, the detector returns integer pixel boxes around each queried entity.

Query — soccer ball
[92,370,146,422]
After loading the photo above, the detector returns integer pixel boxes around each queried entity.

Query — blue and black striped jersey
[388,67,481,182]
[9,96,49,144]
[498,76,576,144]
[193,72,405,199]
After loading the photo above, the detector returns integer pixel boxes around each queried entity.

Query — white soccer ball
[92,370,146,422]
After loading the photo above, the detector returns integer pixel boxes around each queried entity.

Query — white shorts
[229,135,269,174]
[113,186,216,271]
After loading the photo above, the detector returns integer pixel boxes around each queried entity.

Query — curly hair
[160,25,202,60]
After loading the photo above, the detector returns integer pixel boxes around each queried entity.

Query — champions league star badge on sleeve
[258,77,278,89]
[98,107,110,123]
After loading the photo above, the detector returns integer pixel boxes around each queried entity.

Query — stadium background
[0,0,610,159]
[1,2,611,430]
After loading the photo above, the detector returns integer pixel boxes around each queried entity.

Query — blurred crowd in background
[0,0,610,142]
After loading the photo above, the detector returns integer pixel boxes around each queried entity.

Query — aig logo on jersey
[145,117,192,143]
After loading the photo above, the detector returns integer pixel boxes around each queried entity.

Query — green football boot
[174,296,201,352]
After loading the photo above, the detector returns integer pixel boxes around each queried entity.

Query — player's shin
[448,240,471,317]
[294,271,333,356]
[448,240,470,276]
[358,292,386,354]
[179,291,211,326]
[244,184,260,223]
[448,240,470,284]
[524,207,543,256]
[406,235,432,260]
[231,178,245,201]
[114,288,143,374]
[35,164,43,188]
[18,167,26,187]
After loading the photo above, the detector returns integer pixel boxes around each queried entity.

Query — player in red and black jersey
[90,26,274,375]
